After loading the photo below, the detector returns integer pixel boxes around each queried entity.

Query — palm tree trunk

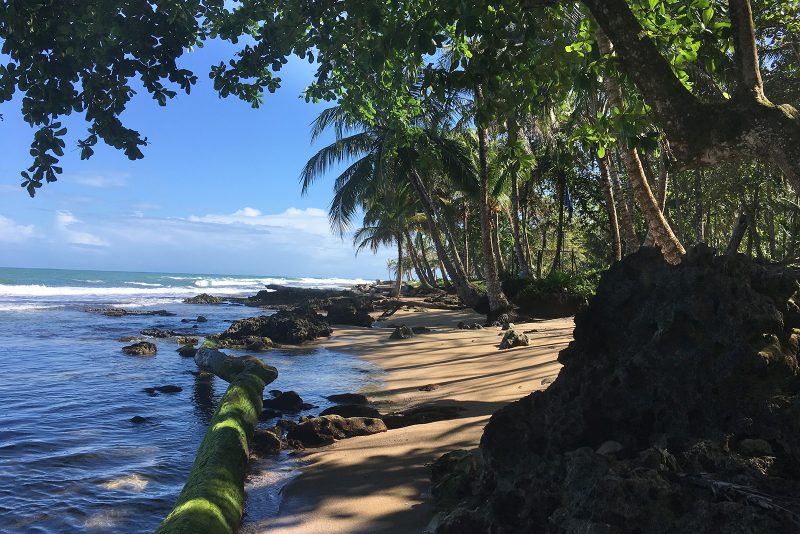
[551,170,566,274]
[405,231,432,289]
[508,122,531,278]
[408,169,480,306]
[394,238,403,298]
[475,84,510,313]
[492,212,505,277]
[596,28,685,264]
[605,154,638,255]
[463,205,470,277]
[417,232,438,286]
[596,151,623,261]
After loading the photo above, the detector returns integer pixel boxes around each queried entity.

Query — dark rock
[382,404,465,430]
[212,310,332,345]
[262,390,304,412]
[389,325,414,340]
[419,384,440,392]
[87,307,176,317]
[259,408,282,421]
[140,328,177,338]
[252,428,282,455]
[118,336,139,342]
[176,344,197,357]
[155,384,182,393]
[143,387,157,396]
[175,336,198,345]
[489,314,512,330]
[269,389,282,397]
[324,297,375,327]
[326,393,369,405]
[196,315,208,323]
[130,416,148,424]
[435,246,800,533]
[498,329,529,350]
[412,326,433,334]
[286,415,387,448]
[513,290,586,319]
[183,294,224,305]
[431,449,479,510]
[319,404,381,418]
[301,403,317,410]
[457,322,483,330]
[122,341,157,356]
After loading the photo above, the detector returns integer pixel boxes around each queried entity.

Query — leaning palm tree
[300,103,484,309]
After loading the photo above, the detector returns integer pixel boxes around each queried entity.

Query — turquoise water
[0,267,379,533]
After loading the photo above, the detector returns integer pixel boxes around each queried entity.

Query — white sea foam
[123,282,163,287]
[0,303,63,312]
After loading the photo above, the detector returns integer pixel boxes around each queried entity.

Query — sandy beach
[244,306,574,533]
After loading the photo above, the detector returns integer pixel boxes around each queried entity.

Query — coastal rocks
[326,393,368,405]
[286,415,387,447]
[183,293,224,305]
[412,326,433,334]
[118,335,140,342]
[498,329,529,350]
[513,290,586,319]
[143,384,182,396]
[140,328,178,338]
[490,314,512,330]
[130,415,148,424]
[324,297,374,327]
[175,336,198,345]
[122,341,157,355]
[196,315,208,323]
[431,450,479,510]
[319,404,381,418]
[434,246,800,533]
[389,325,414,340]
[262,390,304,412]
[382,404,465,430]
[212,336,273,352]
[242,285,354,308]
[177,344,197,357]
[214,310,332,345]
[87,307,176,317]
[457,322,483,330]
[251,428,282,456]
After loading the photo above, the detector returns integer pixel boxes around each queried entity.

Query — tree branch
[729,0,765,99]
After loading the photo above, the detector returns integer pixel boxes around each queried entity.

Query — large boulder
[319,404,380,418]
[213,309,332,345]
[324,297,375,327]
[498,329,529,350]
[389,325,414,340]
[242,285,356,308]
[434,246,800,533]
[286,415,387,447]
[326,393,369,405]
[122,341,157,355]
[183,293,224,304]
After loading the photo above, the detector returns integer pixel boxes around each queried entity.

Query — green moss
[156,356,277,534]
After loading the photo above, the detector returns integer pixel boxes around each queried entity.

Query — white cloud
[66,172,128,188]
[55,210,109,247]
[188,206,330,236]
[0,215,35,242]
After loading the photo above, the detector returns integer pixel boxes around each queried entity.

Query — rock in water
[262,390,305,412]
[122,341,157,355]
[389,325,414,340]
[140,328,177,338]
[435,246,800,533]
[176,344,197,357]
[212,310,332,345]
[498,329,529,349]
[183,293,224,304]
[319,404,380,418]
[326,393,369,405]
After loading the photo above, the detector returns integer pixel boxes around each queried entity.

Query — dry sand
[244,306,574,534]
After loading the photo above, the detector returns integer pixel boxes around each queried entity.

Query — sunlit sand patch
[84,508,130,530]
[101,473,149,491]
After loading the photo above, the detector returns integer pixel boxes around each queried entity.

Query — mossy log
[156,348,277,534]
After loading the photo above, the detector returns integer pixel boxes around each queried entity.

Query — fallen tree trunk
[156,347,278,534]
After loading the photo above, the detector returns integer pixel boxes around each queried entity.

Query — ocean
[0,267,380,533]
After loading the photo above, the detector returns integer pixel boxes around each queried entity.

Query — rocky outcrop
[88,307,176,317]
[319,404,380,418]
[241,285,355,308]
[183,293,224,304]
[212,336,273,352]
[457,322,483,330]
[434,246,800,533]
[213,310,332,345]
[175,336,198,345]
[389,325,414,340]
[251,428,282,456]
[286,415,387,447]
[382,404,465,430]
[326,393,369,405]
[177,344,197,357]
[262,390,304,412]
[498,329,529,350]
[324,297,374,327]
[141,328,178,338]
[122,341,157,355]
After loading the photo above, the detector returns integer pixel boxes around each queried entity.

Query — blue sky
[0,40,392,279]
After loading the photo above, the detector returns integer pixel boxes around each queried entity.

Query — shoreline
[244,304,574,533]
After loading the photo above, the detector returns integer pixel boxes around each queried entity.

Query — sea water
[0,267,380,533]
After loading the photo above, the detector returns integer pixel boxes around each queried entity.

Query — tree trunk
[596,151,623,261]
[417,232,438,286]
[405,231,432,289]
[508,121,532,277]
[463,204,470,277]
[693,169,705,243]
[492,212,505,277]
[597,29,685,264]
[606,154,639,255]
[475,84,510,313]
[551,170,566,274]
[727,211,749,256]
[394,238,404,297]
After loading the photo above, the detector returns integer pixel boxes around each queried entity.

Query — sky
[0,40,393,279]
